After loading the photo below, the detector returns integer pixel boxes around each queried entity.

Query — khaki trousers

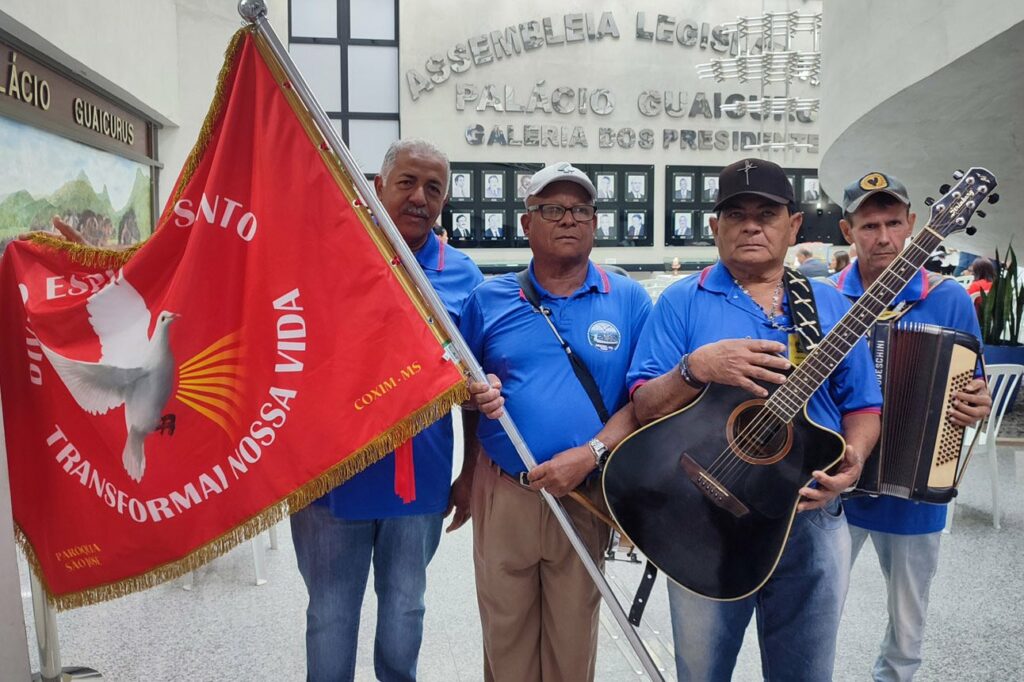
[471,453,610,682]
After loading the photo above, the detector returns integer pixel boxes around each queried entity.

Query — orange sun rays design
[174,331,245,439]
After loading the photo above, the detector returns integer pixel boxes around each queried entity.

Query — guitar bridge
[680,453,750,518]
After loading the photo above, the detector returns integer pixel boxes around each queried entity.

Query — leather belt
[497,467,533,490]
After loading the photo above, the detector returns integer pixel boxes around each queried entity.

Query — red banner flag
[0,30,467,608]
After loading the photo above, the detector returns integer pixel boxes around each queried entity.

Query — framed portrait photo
[702,176,719,203]
[595,173,616,201]
[514,211,528,239]
[802,177,821,202]
[700,211,715,238]
[483,172,504,201]
[672,211,694,239]
[625,211,647,239]
[625,174,647,202]
[449,211,473,241]
[672,173,695,202]
[515,172,532,200]
[595,211,617,242]
[482,211,506,240]
[450,171,473,201]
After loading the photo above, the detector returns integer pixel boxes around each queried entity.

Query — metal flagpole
[0,388,100,680]
[237,1,663,678]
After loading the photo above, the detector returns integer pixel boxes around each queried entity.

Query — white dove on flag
[42,274,179,482]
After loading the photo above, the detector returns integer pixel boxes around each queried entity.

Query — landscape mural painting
[0,115,152,250]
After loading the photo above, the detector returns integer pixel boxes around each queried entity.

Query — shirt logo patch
[587,320,621,352]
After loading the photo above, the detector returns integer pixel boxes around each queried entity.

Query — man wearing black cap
[834,171,991,682]
[626,158,882,680]
[462,161,652,681]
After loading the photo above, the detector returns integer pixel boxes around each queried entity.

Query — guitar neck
[766,226,945,421]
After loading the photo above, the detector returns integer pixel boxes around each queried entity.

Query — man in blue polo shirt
[627,158,882,681]
[460,161,651,682]
[835,171,991,682]
[290,139,484,682]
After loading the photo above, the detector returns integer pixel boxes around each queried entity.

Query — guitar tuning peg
[924,197,935,206]
[977,209,987,218]
[988,192,1000,204]
[965,226,978,236]
[939,183,951,194]
[952,169,965,179]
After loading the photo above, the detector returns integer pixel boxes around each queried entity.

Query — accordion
[855,321,981,503]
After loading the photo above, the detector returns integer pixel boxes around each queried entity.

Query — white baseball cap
[524,162,597,205]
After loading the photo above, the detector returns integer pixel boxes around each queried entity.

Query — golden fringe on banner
[16,26,472,610]
[18,381,469,611]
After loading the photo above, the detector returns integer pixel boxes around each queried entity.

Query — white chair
[947,363,1024,531]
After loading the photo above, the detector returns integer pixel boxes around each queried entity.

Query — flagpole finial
[238,0,267,22]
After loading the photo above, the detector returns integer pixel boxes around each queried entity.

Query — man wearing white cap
[461,161,652,681]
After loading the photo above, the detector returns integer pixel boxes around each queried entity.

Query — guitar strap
[516,269,610,424]
[782,267,824,365]
[516,269,664,622]
[629,268,828,626]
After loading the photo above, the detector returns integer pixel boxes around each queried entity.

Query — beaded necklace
[733,277,794,332]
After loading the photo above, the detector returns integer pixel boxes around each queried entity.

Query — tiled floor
[17,413,1024,681]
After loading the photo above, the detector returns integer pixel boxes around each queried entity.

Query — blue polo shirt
[318,232,484,520]
[627,262,882,435]
[833,263,983,535]
[458,262,652,474]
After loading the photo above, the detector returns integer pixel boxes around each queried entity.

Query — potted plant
[979,244,1024,404]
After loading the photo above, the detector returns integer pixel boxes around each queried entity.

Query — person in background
[796,246,830,277]
[830,250,850,274]
[966,257,995,298]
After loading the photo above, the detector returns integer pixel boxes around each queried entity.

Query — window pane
[289,43,342,111]
[347,46,398,113]
[348,119,399,175]
[350,0,395,40]
[291,0,337,39]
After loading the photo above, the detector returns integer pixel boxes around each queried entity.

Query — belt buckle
[518,471,530,487]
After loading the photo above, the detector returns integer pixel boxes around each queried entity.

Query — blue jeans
[667,500,852,681]
[850,526,942,682]
[291,503,444,682]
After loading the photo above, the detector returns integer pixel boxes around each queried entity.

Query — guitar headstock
[926,167,998,238]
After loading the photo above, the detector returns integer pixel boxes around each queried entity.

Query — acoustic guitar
[602,168,997,600]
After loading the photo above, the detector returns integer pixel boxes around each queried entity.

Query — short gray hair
[796,247,813,258]
[379,139,450,194]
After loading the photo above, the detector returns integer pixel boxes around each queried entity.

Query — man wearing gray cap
[460,161,652,681]
[834,171,991,682]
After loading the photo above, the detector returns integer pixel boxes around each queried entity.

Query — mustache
[402,205,430,218]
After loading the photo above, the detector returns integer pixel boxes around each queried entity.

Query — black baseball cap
[713,158,796,212]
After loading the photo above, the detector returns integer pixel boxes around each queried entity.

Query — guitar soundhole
[726,399,793,465]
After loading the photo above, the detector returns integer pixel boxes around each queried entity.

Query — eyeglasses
[527,204,596,222]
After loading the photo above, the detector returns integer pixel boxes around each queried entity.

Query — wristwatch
[589,438,610,470]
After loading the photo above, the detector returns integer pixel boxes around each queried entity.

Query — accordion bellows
[856,322,981,503]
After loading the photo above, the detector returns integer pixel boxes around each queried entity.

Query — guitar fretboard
[765,227,944,421]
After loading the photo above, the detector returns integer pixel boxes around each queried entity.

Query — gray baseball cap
[525,162,597,205]
[841,172,911,214]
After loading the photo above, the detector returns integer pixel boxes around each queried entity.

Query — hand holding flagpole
[235,2,663,678]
